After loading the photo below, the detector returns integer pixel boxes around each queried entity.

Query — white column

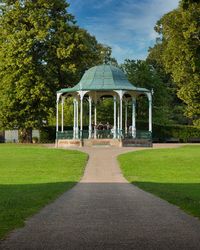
[56,93,61,133]
[125,100,128,134]
[61,97,64,132]
[120,96,123,139]
[147,93,152,132]
[73,99,76,139]
[117,102,119,138]
[80,96,83,139]
[113,96,117,138]
[56,100,59,132]
[89,96,92,139]
[132,97,136,138]
[94,102,97,139]
[115,90,125,139]
[76,99,79,138]
[77,90,87,142]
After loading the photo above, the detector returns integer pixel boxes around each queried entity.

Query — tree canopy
[0,0,108,137]
[151,0,200,126]
[147,44,189,125]
[0,0,199,139]
[122,59,173,125]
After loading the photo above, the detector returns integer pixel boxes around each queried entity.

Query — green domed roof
[77,64,135,90]
[58,64,149,93]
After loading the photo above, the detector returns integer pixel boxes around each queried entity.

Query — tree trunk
[19,128,32,143]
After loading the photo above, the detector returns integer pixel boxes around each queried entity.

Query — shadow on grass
[0,182,76,239]
[1,182,200,249]
[132,181,200,218]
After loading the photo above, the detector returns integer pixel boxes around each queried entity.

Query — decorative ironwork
[56,130,151,140]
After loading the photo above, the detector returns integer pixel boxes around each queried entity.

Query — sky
[68,0,179,63]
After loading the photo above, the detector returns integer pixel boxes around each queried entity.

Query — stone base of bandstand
[56,138,152,148]
[122,138,152,147]
[56,139,81,148]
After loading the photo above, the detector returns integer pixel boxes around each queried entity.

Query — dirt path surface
[1,144,200,250]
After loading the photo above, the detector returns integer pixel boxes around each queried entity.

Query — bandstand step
[84,139,120,147]
[122,139,152,147]
[56,138,152,148]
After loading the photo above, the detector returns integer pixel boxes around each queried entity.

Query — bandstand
[56,64,153,147]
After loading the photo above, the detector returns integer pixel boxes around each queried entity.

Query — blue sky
[68,0,179,63]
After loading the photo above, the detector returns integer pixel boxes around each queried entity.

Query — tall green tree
[153,0,200,126]
[0,0,106,141]
[122,59,172,125]
[147,44,188,125]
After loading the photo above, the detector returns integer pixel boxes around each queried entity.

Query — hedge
[39,126,56,143]
[39,126,88,143]
[136,121,200,143]
[154,124,200,142]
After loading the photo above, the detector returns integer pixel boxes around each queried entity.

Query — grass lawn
[118,145,200,219]
[0,144,87,239]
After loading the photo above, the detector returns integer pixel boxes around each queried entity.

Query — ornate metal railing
[56,131,74,139]
[56,130,152,140]
[123,130,152,140]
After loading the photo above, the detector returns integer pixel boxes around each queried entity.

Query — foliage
[49,97,115,129]
[0,144,87,239]
[147,44,188,125]
[100,45,118,66]
[153,0,200,125]
[97,98,114,124]
[137,120,200,142]
[0,0,107,140]
[118,146,200,218]
[121,59,172,125]
[153,124,200,142]
[40,126,56,143]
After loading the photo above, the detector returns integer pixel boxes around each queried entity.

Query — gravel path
[1,144,200,250]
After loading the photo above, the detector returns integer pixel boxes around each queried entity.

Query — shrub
[39,126,73,143]
[137,121,200,142]
[40,126,56,143]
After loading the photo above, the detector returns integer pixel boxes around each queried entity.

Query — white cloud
[69,0,179,63]
[112,44,147,62]
[118,0,179,37]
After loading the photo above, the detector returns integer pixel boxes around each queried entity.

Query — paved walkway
[1,144,200,249]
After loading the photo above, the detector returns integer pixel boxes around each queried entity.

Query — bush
[40,126,56,143]
[39,126,73,143]
[137,121,200,142]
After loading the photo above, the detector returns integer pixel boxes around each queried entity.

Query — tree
[153,0,200,126]
[121,59,172,125]
[99,45,118,66]
[147,44,189,125]
[0,0,106,141]
[59,27,111,86]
